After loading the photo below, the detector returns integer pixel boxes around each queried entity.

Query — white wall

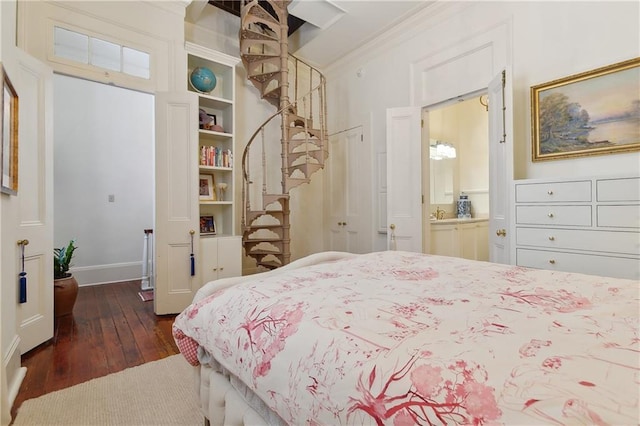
[324,1,640,251]
[53,74,154,285]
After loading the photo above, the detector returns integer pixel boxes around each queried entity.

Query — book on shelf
[200,146,233,168]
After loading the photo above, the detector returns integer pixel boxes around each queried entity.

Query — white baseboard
[70,261,143,286]
[4,335,25,409]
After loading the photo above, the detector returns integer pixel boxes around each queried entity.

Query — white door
[0,49,53,354]
[9,50,54,352]
[327,125,368,253]
[386,107,422,252]
[327,132,347,251]
[488,70,513,264]
[154,92,200,314]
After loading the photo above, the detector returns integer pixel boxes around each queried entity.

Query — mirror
[430,157,454,204]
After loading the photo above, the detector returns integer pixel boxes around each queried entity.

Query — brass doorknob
[389,224,396,230]
[495,229,506,237]
[17,239,29,246]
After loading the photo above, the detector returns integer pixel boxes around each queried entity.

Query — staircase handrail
[241,78,326,182]
[241,78,326,227]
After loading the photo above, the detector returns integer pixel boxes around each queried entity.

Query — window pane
[123,47,150,79]
[90,37,121,71]
[54,27,89,64]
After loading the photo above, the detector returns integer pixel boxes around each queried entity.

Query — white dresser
[513,175,640,280]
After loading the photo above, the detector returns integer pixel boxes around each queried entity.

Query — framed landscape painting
[531,57,640,161]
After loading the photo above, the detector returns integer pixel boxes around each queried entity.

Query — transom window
[54,26,150,79]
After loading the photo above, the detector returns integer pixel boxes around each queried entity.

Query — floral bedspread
[173,251,639,425]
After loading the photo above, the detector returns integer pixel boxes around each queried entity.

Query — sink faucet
[435,207,445,220]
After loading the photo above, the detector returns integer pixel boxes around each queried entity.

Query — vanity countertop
[430,217,489,225]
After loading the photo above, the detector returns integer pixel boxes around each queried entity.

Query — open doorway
[423,92,490,260]
[53,74,154,289]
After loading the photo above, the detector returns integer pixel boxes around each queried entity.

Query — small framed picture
[199,174,216,201]
[200,215,216,235]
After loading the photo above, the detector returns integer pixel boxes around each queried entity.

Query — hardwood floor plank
[103,284,145,367]
[95,284,128,373]
[113,283,160,363]
[11,281,178,422]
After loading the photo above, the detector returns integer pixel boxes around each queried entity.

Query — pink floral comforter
[173,251,639,425]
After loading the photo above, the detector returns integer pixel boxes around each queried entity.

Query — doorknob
[495,229,506,237]
[17,239,29,246]
[389,224,396,230]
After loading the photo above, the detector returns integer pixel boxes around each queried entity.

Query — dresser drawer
[597,205,640,228]
[515,180,591,203]
[597,177,640,202]
[516,205,592,226]
[516,248,640,280]
[516,227,640,255]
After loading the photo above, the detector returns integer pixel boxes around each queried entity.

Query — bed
[172,250,639,425]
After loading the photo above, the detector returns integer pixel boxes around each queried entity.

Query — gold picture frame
[531,57,640,162]
[1,64,19,195]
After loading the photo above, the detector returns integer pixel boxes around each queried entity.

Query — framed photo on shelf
[531,57,640,161]
[200,215,216,235]
[1,64,19,195]
[199,174,216,201]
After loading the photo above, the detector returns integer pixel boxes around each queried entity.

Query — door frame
[408,22,513,262]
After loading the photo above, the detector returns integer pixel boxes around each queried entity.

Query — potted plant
[53,239,79,317]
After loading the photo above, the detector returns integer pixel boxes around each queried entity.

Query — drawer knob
[548,212,554,218]
[547,190,553,195]
[548,236,555,241]
[549,259,556,264]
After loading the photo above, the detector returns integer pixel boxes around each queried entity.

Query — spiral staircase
[239,0,327,270]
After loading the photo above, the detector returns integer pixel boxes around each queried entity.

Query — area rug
[138,290,154,302]
[13,355,203,425]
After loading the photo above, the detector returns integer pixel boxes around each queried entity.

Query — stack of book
[200,146,233,167]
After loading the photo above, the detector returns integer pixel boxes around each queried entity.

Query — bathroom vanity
[430,217,489,261]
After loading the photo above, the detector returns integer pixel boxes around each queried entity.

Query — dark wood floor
[11,280,178,420]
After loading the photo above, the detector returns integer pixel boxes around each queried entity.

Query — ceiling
[206,0,432,69]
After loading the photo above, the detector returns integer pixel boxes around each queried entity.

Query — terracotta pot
[54,275,79,317]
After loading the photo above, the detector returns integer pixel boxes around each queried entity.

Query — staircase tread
[245,223,284,229]
[246,4,280,25]
[248,249,284,255]
[248,71,280,81]
[241,53,280,61]
[241,29,278,41]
